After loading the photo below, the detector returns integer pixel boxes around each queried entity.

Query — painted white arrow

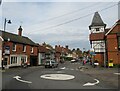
[13,76,32,84]
[83,79,99,86]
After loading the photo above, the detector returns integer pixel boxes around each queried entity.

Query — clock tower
[89,12,106,66]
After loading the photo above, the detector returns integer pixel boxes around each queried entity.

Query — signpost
[90,48,96,66]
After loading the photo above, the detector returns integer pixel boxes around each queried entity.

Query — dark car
[45,60,58,68]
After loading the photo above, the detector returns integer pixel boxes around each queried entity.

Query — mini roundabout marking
[40,74,75,80]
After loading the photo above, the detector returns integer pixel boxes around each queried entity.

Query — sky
[0,0,119,50]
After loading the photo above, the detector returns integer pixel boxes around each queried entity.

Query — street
[1,61,119,90]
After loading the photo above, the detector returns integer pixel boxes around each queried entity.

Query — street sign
[4,46,10,54]
[90,48,96,55]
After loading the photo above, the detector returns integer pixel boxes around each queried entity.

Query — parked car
[45,60,58,68]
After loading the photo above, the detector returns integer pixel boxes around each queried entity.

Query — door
[30,56,38,66]
[4,56,9,66]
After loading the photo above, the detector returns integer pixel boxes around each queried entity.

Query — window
[118,37,120,49]
[23,45,26,52]
[12,43,16,51]
[31,47,33,53]
[21,56,27,63]
[96,28,99,31]
[11,56,17,64]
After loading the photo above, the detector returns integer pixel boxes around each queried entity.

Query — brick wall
[94,53,104,65]
[106,23,120,65]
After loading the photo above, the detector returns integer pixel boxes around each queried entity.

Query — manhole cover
[40,74,75,80]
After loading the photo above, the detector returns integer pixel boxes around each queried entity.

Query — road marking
[70,69,74,70]
[13,76,32,84]
[114,73,120,75]
[60,67,66,69]
[57,71,65,73]
[40,74,75,80]
[83,79,99,86]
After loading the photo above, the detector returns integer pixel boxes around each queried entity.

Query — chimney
[55,45,57,48]
[18,26,22,36]
[66,45,68,49]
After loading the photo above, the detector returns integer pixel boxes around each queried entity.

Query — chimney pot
[18,26,22,36]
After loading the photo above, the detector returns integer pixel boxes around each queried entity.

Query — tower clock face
[92,40,105,52]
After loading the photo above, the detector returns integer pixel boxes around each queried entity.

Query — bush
[113,64,120,68]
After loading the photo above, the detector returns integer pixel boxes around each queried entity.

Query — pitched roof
[89,12,106,28]
[105,19,120,36]
[1,30,37,46]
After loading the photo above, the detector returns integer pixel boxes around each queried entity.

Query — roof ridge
[1,30,37,46]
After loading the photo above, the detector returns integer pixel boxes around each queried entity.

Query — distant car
[71,59,77,63]
[45,60,58,68]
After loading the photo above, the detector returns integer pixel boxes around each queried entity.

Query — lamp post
[4,18,12,32]
[2,18,11,70]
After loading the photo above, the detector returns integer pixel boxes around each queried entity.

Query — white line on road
[114,73,120,75]
[60,67,66,69]
[13,76,32,84]
[83,79,99,86]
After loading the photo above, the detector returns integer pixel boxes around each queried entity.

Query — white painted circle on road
[40,74,75,80]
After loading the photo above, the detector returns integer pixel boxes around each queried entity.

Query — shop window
[21,56,27,63]
[11,56,17,64]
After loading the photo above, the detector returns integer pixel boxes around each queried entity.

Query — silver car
[45,60,58,68]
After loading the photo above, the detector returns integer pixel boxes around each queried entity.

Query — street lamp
[4,18,12,31]
[2,18,12,70]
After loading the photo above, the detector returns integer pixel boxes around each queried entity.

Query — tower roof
[89,12,106,28]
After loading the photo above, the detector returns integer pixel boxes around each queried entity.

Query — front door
[4,56,9,67]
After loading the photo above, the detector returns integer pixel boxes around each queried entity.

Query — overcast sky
[0,0,119,50]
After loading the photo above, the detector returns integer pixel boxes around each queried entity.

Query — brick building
[38,43,55,65]
[105,20,120,65]
[1,26,38,68]
[55,45,71,62]
[89,12,120,66]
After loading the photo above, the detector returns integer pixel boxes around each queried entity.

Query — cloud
[3,0,120,2]
[1,2,118,50]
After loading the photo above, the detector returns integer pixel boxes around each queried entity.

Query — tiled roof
[89,12,106,28]
[1,30,37,46]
